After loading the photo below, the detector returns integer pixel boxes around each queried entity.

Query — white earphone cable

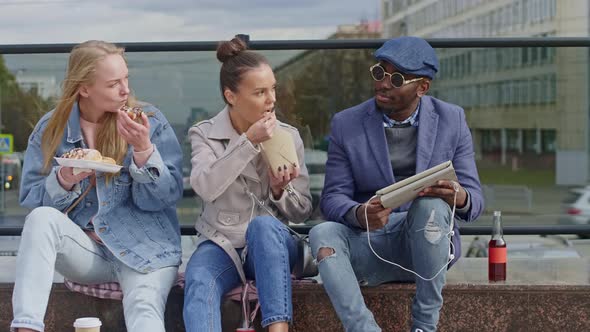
[364,183,458,281]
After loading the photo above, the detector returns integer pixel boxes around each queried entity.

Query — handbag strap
[208,139,303,285]
[220,140,300,235]
[195,221,248,284]
[240,281,261,329]
[243,184,303,238]
[64,175,95,215]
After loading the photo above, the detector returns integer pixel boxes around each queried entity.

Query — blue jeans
[183,216,299,331]
[11,207,178,332]
[310,197,453,332]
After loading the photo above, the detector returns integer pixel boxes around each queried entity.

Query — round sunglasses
[369,63,423,88]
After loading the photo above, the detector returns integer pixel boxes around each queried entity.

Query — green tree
[275,48,375,150]
[0,55,52,152]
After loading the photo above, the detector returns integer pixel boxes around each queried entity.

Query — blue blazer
[320,96,484,260]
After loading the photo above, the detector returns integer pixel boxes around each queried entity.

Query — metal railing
[1,37,590,237]
[3,37,590,54]
[0,224,589,237]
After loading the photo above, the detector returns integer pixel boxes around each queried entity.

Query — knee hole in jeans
[316,247,335,263]
[422,208,444,244]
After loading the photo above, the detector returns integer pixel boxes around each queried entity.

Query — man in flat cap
[309,36,483,332]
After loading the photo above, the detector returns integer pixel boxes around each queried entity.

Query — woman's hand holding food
[268,164,299,199]
[246,112,276,145]
[59,167,94,186]
[117,109,152,151]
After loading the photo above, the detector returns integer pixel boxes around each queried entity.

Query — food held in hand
[57,148,122,174]
[61,148,102,161]
[101,157,116,164]
[121,105,144,121]
[61,148,115,164]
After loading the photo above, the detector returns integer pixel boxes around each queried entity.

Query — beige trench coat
[188,107,312,266]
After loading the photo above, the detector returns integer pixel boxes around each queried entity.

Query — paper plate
[54,157,123,173]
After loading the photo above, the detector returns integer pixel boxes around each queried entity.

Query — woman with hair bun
[183,36,312,332]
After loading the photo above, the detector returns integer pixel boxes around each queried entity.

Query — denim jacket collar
[65,102,84,145]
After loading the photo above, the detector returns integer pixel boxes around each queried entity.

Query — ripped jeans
[309,197,453,332]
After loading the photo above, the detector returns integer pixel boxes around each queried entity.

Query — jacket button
[85,202,92,207]
[101,202,108,206]
[98,227,106,233]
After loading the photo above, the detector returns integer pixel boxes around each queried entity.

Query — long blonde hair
[41,40,132,179]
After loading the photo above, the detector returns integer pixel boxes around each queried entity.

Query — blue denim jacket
[19,103,183,273]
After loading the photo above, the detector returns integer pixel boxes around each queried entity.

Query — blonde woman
[11,40,183,332]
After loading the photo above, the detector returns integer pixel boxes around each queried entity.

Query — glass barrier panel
[1,46,588,231]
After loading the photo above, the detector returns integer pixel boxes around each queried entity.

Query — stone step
[0,257,588,331]
[1,282,589,331]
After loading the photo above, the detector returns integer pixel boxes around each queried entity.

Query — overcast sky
[0,0,381,44]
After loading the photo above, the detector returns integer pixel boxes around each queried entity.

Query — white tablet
[377,161,458,209]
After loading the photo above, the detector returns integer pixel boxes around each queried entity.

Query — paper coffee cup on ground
[73,317,102,332]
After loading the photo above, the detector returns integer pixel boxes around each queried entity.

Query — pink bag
[64,272,261,326]
[228,281,260,329]
[64,272,315,327]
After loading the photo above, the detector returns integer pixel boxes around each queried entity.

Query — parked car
[559,186,590,238]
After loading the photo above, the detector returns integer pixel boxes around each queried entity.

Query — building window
[502,82,511,106]
[531,78,540,105]
[540,47,548,62]
[539,75,550,104]
[549,73,556,102]
[506,129,520,152]
[481,129,501,153]
[524,1,531,24]
[524,80,532,104]
[531,47,539,64]
[523,129,538,152]
[541,0,549,21]
[542,129,556,153]
[549,0,557,18]
[513,0,521,29]
[521,48,529,65]
[496,49,503,69]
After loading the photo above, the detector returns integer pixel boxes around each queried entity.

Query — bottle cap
[493,210,501,217]
[73,317,102,328]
